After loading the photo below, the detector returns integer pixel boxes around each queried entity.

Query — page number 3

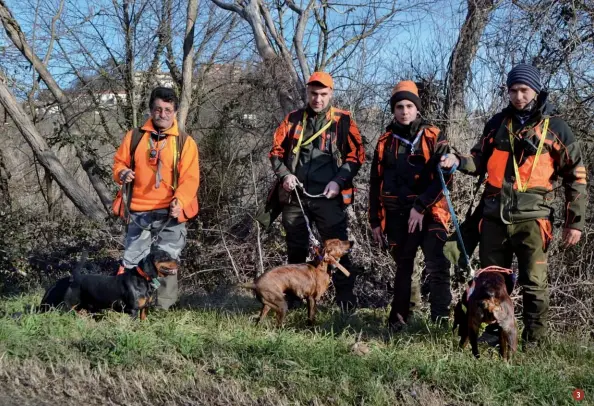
[573,389,584,401]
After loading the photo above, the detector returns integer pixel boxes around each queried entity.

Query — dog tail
[70,249,88,282]
[236,282,256,290]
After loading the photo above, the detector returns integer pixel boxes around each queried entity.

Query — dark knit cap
[506,64,542,93]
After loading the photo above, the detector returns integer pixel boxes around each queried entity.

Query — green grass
[0,293,592,405]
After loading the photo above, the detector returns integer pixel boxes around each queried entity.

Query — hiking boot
[521,340,542,353]
[431,315,450,330]
[387,319,405,333]
[478,324,500,347]
[337,299,357,314]
[335,289,357,314]
[387,312,407,333]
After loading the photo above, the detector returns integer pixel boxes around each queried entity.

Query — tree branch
[178,0,200,132]
[0,77,106,220]
[0,0,112,214]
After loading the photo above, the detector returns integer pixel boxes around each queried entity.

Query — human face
[393,100,418,125]
[150,98,177,130]
[307,85,333,113]
[508,84,537,110]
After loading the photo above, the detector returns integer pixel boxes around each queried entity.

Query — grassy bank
[0,293,592,406]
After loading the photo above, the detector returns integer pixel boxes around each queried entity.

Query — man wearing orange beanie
[269,72,365,312]
[369,80,452,329]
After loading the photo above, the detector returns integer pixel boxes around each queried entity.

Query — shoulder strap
[287,109,306,173]
[336,113,351,154]
[288,109,305,124]
[123,127,144,223]
[173,131,189,190]
[129,127,144,171]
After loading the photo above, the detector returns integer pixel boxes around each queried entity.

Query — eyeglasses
[152,107,176,116]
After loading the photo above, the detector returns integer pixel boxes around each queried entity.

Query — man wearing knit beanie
[440,64,587,348]
[268,72,365,312]
[390,80,422,113]
[369,80,452,329]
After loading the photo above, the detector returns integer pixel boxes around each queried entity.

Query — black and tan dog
[453,266,517,360]
[239,239,353,326]
[40,250,177,320]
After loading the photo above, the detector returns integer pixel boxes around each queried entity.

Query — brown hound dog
[453,266,517,360]
[240,239,353,326]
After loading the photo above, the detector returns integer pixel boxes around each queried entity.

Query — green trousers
[480,218,549,342]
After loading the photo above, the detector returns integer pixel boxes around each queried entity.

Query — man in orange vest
[369,80,452,329]
[440,64,587,345]
[113,87,200,310]
[269,72,365,311]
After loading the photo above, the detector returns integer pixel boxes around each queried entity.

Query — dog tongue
[162,268,178,275]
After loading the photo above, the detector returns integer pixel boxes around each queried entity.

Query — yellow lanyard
[508,118,549,192]
[292,108,334,154]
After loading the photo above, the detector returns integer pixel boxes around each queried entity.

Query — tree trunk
[178,0,200,132]
[0,150,10,213]
[122,0,138,128]
[0,0,112,214]
[444,0,495,144]
[0,80,106,221]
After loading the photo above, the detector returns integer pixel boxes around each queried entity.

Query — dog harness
[464,265,516,311]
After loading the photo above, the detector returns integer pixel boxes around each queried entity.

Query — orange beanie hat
[390,80,421,112]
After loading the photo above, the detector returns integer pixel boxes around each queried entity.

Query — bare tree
[0,0,112,213]
[178,0,200,131]
[444,0,497,143]
[210,0,401,114]
[0,150,10,212]
[0,78,106,220]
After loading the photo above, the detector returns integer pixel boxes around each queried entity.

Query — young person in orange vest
[113,87,200,310]
[369,81,452,330]
[440,64,587,346]
[269,72,365,312]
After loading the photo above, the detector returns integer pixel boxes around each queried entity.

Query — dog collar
[117,266,160,288]
[136,266,161,289]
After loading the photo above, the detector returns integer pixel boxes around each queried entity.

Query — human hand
[170,198,181,218]
[439,154,460,170]
[372,226,384,246]
[562,228,581,248]
[283,174,299,192]
[408,208,424,233]
[119,169,135,183]
[323,181,340,199]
